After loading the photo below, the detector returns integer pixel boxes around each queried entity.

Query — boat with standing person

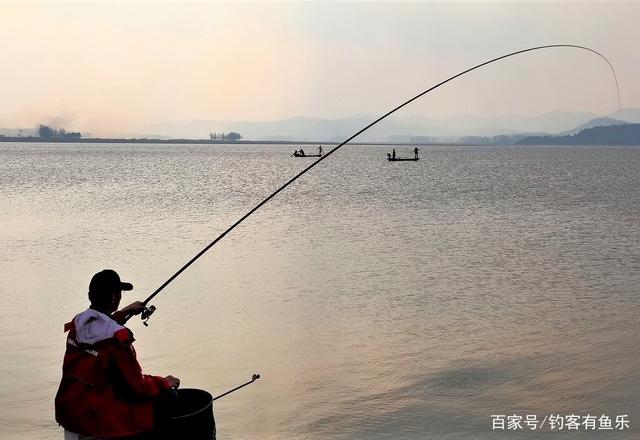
[293,146,323,157]
[387,147,419,161]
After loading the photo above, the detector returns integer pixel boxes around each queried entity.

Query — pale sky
[1,1,638,135]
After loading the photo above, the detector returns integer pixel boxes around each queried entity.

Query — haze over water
[0,143,638,439]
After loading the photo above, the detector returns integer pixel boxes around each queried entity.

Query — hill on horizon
[139,108,640,142]
[518,123,640,146]
[559,117,629,135]
[3,108,639,143]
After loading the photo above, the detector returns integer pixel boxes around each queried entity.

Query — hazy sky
[1,1,638,134]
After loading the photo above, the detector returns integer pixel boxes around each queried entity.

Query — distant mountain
[473,111,599,134]
[559,117,629,135]
[143,110,608,142]
[5,108,637,142]
[517,123,640,146]
[608,108,640,123]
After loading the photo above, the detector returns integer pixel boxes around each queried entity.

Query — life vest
[55,309,171,438]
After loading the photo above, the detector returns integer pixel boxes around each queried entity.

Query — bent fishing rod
[129,44,620,325]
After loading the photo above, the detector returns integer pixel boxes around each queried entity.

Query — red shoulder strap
[114,328,134,344]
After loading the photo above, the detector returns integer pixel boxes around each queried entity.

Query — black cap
[89,269,133,295]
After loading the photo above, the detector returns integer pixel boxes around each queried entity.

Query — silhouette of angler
[55,269,181,440]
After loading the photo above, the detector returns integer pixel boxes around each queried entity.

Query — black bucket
[165,388,216,440]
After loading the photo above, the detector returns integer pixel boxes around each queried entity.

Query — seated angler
[55,269,180,440]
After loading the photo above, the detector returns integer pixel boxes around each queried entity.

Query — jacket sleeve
[108,329,171,397]
[110,310,128,325]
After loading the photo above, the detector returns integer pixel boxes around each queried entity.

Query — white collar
[74,308,125,344]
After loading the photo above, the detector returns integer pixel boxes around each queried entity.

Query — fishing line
[133,44,621,323]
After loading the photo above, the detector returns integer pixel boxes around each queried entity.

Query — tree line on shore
[209,132,242,141]
[1,125,246,143]
[38,124,82,139]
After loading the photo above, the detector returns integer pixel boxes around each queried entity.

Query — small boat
[293,152,322,157]
[388,157,419,161]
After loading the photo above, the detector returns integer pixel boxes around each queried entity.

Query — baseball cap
[89,269,133,295]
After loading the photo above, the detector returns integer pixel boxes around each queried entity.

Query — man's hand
[119,301,146,316]
[165,375,181,389]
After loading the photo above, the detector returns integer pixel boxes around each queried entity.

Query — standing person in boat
[318,145,324,156]
[392,148,396,159]
[414,147,419,159]
[299,148,305,156]
[55,269,180,440]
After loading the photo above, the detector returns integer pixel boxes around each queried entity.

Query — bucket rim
[171,388,214,420]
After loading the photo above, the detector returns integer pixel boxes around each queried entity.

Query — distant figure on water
[387,153,391,160]
[318,145,324,156]
[392,148,396,159]
[299,148,305,156]
[55,269,180,440]
[414,147,419,159]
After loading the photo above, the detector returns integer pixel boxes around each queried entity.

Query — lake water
[0,142,638,439]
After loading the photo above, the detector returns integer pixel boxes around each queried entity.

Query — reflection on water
[0,143,638,439]
[425,365,501,397]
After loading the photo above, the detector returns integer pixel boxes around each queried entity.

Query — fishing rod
[131,44,620,325]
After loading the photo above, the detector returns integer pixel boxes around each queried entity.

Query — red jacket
[55,309,171,438]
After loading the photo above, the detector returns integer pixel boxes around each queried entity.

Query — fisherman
[318,145,323,156]
[55,269,180,440]
[414,147,419,159]
[299,148,305,156]
[392,148,396,159]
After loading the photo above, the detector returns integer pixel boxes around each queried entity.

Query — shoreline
[0,136,473,147]
[3,136,636,147]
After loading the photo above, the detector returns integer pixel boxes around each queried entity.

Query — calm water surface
[0,143,638,439]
